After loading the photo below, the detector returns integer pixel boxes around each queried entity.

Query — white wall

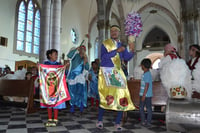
[89,21,98,62]
[0,0,38,70]
[60,0,97,63]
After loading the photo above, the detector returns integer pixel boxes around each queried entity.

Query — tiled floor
[0,105,167,133]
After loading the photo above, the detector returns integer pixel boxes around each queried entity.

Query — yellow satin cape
[98,39,135,111]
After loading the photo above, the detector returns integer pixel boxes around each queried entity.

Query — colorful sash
[98,39,135,111]
[39,64,71,107]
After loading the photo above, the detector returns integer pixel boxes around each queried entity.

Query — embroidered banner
[39,64,70,107]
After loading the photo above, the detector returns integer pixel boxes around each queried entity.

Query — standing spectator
[31,67,39,99]
[139,58,153,127]
[187,44,200,71]
[187,44,200,99]
[95,58,100,70]
[88,61,99,109]
[25,71,32,80]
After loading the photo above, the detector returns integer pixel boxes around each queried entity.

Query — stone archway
[138,2,180,33]
[87,12,120,57]
[137,2,182,56]
[146,53,163,81]
[146,53,163,67]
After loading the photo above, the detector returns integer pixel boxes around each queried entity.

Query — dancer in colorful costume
[160,44,191,99]
[96,25,135,131]
[39,49,70,127]
[67,45,89,115]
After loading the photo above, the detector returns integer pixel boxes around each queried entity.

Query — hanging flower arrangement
[124,12,143,38]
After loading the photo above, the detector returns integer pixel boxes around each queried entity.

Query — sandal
[45,119,53,127]
[115,124,122,131]
[96,121,103,129]
[52,119,58,126]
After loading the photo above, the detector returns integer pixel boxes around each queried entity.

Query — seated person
[31,66,40,100]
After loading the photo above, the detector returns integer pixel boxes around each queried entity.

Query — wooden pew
[127,80,168,108]
[122,80,168,124]
[0,79,36,113]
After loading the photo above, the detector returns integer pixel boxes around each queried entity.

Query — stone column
[181,0,200,60]
[51,0,61,59]
[198,8,200,45]
[184,13,199,60]
[96,0,106,59]
[39,0,51,63]
[105,0,113,39]
[116,0,126,43]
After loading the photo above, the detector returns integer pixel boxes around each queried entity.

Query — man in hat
[96,25,135,131]
[67,45,89,116]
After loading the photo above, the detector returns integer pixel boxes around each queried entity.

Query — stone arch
[88,15,97,35]
[138,24,176,51]
[61,0,68,8]
[146,53,163,66]
[105,0,114,38]
[87,12,120,55]
[88,12,120,38]
[111,12,120,26]
[116,0,126,41]
[138,2,180,33]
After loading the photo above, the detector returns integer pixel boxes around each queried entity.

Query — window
[15,0,40,57]
[70,28,78,44]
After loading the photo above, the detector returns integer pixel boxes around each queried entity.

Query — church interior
[0,0,200,133]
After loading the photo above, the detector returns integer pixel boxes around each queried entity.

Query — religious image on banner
[102,67,125,88]
[39,64,70,107]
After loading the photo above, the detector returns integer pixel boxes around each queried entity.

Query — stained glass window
[17,1,25,51]
[33,10,40,54]
[16,0,40,56]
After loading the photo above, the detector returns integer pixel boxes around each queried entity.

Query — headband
[80,45,86,51]
[110,25,121,31]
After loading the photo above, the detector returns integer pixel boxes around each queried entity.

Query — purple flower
[125,12,143,37]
